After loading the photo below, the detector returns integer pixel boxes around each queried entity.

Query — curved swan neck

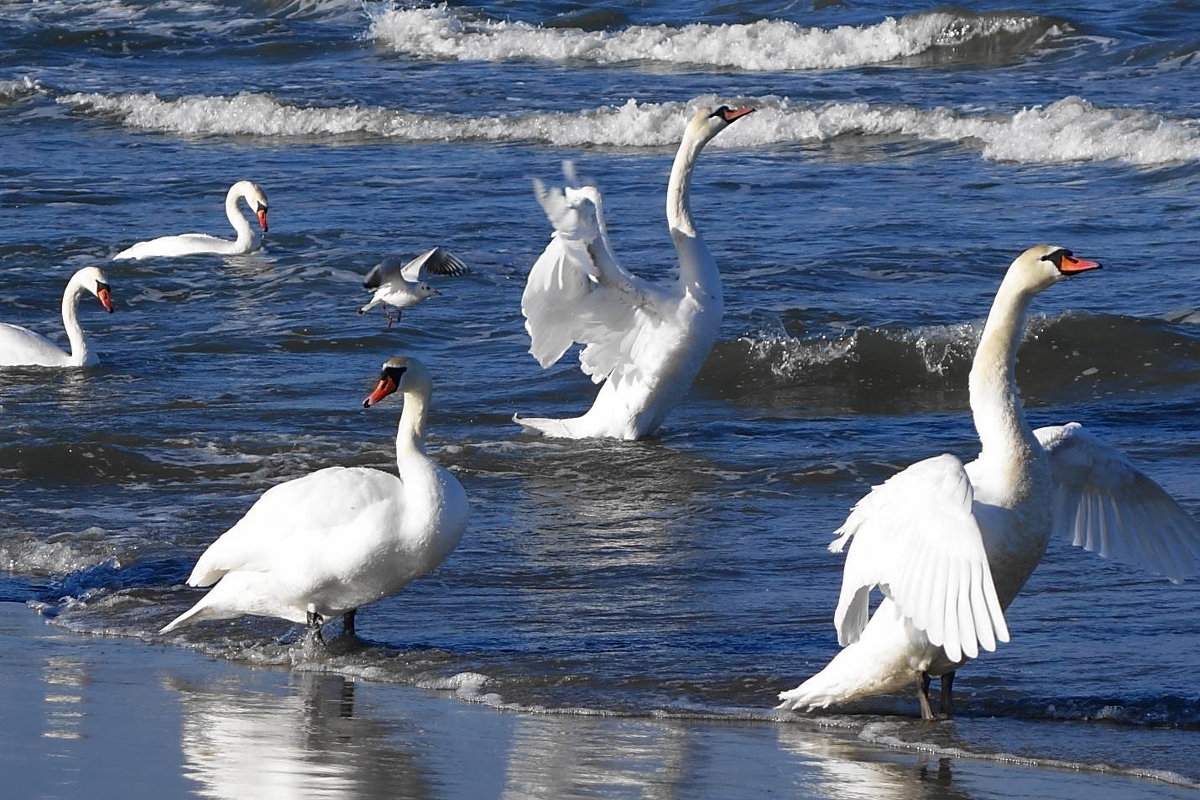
[666,131,702,238]
[60,276,90,366]
[226,185,255,249]
[395,388,431,463]
[969,274,1039,465]
[666,119,721,298]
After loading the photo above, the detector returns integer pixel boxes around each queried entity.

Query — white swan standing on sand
[160,357,469,639]
[515,105,754,440]
[777,245,1200,720]
[114,180,269,260]
[358,247,468,326]
[0,266,114,367]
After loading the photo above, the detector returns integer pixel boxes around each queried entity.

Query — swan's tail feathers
[159,597,215,634]
[776,639,911,712]
[512,412,591,440]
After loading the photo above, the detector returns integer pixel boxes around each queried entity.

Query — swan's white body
[160,357,468,634]
[515,106,753,440]
[114,180,269,260]
[0,266,114,367]
[358,247,467,323]
[778,246,1200,715]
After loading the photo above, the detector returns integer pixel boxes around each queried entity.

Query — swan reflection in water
[167,672,430,800]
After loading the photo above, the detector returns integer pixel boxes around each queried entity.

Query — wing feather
[521,165,671,383]
[1036,423,1200,583]
[832,454,1009,663]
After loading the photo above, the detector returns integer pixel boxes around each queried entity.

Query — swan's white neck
[666,121,721,302]
[394,388,430,464]
[226,185,256,250]
[61,275,92,367]
[968,273,1040,473]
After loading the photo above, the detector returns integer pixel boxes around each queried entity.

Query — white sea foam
[55,91,1200,165]
[366,5,1059,71]
[0,75,42,102]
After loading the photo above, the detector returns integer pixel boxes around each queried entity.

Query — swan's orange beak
[721,107,755,123]
[96,286,114,313]
[363,374,398,408]
[1059,254,1101,274]
[257,209,269,233]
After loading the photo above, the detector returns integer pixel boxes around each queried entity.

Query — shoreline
[3,602,1196,799]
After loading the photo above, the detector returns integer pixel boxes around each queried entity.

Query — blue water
[2,0,1199,791]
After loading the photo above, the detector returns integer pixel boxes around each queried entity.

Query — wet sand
[0,603,1194,800]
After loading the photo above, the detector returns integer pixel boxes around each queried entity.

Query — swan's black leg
[917,672,935,721]
[342,609,356,638]
[940,671,956,717]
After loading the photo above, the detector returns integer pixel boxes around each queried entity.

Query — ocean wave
[366,5,1064,71]
[702,313,1200,408]
[0,75,42,102]
[55,90,1200,164]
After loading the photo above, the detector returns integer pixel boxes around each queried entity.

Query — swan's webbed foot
[917,673,935,721]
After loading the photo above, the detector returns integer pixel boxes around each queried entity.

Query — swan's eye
[710,106,731,118]
[382,365,408,381]
[96,282,110,292]
[1039,249,1072,269]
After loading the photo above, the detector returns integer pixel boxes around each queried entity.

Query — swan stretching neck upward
[777,245,1200,720]
[0,266,114,367]
[160,356,469,639]
[514,105,754,440]
[358,247,468,326]
[114,180,269,260]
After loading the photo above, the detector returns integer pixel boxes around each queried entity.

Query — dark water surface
[2,1,1199,793]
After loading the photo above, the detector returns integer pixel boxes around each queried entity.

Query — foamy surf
[366,6,1064,71]
[56,91,1200,165]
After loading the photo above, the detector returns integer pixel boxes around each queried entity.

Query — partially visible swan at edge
[514,105,754,440]
[358,247,468,326]
[0,266,114,367]
[159,356,469,639]
[777,245,1200,720]
[114,180,269,260]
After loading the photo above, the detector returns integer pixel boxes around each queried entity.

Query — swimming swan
[114,180,269,260]
[515,105,754,440]
[160,356,469,639]
[777,245,1200,719]
[0,266,114,367]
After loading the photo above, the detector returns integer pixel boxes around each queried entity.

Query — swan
[160,356,469,639]
[514,105,754,440]
[358,247,468,326]
[114,180,269,260]
[0,266,114,367]
[777,245,1200,720]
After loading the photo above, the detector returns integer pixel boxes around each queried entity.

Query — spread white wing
[521,167,672,384]
[1036,422,1200,582]
[832,453,1010,663]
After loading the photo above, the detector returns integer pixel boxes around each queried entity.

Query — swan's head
[689,105,755,144]
[73,266,114,313]
[363,356,432,408]
[232,180,269,233]
[1008,244,1101,293]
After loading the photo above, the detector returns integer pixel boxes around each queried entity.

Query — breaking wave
[367,6,1066,71]
[54,91,1200,165]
